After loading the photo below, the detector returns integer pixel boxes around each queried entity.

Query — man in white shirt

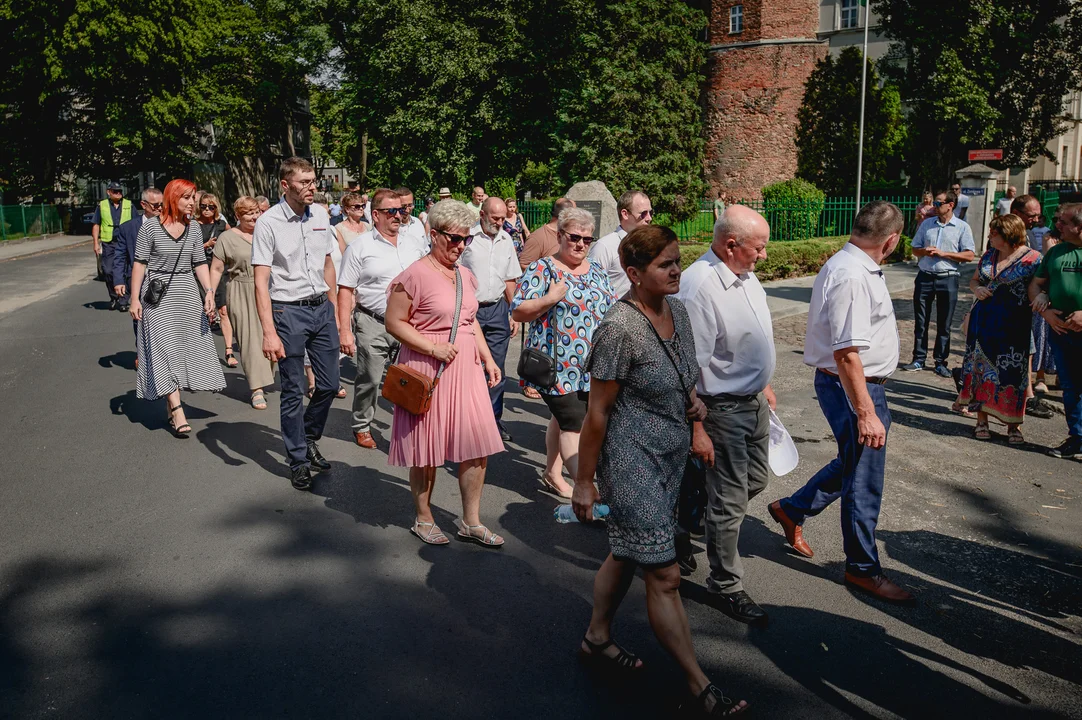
[677,205,776,626]
[460,197,522,440]
[465,186,485,220]
[589,190,654,297]
[336,188,428,449]
[996,186,1016,216]
[950,182,970,221]
[395,186,428,244]
[768,201,915,605]
[252,157,341,491]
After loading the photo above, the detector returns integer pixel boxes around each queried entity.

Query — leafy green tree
[554,0,708,219]
[796,47,906,195]
[876,0,1082,187]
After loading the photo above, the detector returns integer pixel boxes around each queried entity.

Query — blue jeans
[476,298,511,425]
[1049,330,1082,438]
[272,300,340,469]
[780,371,891,576]
[912,271,959,365]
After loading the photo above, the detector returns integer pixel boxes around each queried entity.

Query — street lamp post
[855,0,872,212]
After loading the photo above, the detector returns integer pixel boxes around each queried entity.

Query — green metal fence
[0,205,64,241]
[522,196,924,242]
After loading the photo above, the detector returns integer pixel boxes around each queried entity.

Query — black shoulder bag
[142,222,188,308]
[517,258,559,388]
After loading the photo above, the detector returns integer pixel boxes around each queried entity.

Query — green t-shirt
[1036,241,1082,314]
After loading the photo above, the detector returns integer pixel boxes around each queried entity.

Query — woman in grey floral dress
[573,226,749,716]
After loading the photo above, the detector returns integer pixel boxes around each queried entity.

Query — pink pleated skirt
[388,330,505,467]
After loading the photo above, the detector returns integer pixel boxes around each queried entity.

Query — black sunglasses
[436,229,473,246]
[933,200,950,207]
[375,207,408,216]
[199,203,216,210]
[144,201,163,209]
[346,204,364,210]
[562,231,595,245]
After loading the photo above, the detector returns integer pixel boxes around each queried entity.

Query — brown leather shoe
[768,500,814,558]
[844,572,916,605]
[354,431,377,449]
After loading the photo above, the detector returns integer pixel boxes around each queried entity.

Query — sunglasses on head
[562,231,595,245]
[375,207,408,216]
[436,229,473,246]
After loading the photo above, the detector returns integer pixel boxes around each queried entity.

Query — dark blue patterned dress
[587,299,698,565]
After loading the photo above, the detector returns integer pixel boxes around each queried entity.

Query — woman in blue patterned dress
[512,208,617,498]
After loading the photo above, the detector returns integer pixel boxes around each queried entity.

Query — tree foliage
[796,47,906,195]
[876,0,1082,187]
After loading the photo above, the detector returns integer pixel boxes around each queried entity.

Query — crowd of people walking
[93,156,1082,717]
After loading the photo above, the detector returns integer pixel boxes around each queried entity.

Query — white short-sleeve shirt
[803,243,899,378]
[588,226,629,297]
[251,200,335,302]
[460,223,522,304]
[675,249,776,396]
[337,228,428,315]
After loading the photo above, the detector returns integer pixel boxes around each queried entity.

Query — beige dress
[213,229,276,390]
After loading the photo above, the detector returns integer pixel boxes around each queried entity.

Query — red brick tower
[704,0,827,199]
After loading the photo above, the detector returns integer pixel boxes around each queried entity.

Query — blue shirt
[912,215,975,274]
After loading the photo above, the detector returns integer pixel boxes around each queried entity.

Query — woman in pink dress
[385,200,507,548]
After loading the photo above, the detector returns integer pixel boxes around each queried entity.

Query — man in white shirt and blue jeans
[769,201,915,605]
[902,190,975,377]
[253,157,341,492]
[460,197,522,440]
[677,205,777,626]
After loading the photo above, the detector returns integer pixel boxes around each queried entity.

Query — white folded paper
[768,409,799,476]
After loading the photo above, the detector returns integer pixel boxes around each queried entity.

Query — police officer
[92,182,133,310]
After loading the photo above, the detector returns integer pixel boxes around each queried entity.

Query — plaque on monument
[577,201,603,236]
[565,181,618,237]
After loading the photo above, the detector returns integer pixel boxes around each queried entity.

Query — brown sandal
[974,423,991,440]
[1008,427,1025,445]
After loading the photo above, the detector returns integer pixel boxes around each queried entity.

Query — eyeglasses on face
[374,207,408,216]
[292,178,317,189]
[144,201,163,210]
[561,231,595,245]
[435,229,473,246]
[634,209,654,220]
[933,200,951,207]
[347,204,364,210]
[199,203,216,210]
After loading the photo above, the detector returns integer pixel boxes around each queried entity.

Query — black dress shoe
[306,442,331,472]
[499,426,513,442]
[714,590,769,626]
[291,466,313,491]
[108,299,118,311]
[675,533,697,576]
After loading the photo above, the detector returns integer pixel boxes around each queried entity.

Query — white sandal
[454,519,505,548]
[410,519,449,546]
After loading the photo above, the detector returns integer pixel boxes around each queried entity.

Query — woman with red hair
[129,178,225,437]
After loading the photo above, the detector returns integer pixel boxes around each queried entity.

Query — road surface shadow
[99,350,136,370]
[110,390,215,432]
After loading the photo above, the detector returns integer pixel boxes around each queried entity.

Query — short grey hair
[557,207,595,233]
[427,199,475,234]
[1060,202,1082,228]
[852,200,904,240]
[141,187,162,201]
[255,195,270,206]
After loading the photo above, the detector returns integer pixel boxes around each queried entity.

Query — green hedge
[679,235,912,282]
[760,179,826,242]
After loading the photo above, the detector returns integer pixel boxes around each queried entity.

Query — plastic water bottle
[554,503,610,523]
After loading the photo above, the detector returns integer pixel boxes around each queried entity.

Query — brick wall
[705,0,826,199]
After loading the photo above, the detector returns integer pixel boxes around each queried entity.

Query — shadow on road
[99,350,136,370]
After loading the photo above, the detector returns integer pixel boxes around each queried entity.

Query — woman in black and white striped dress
[129,178,225,437]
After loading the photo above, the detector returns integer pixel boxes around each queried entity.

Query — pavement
[1,238,1080,719]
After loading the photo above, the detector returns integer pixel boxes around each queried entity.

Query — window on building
[840,0,860,29]
[730,5,744,34]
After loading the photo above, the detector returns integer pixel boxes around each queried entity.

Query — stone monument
[956,163,998,255]
[565,181,618,237]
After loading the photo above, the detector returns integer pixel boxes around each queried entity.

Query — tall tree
[876,0,1082,187]
[796,47,906,195]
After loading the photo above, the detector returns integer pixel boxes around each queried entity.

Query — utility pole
[855,0,872,211]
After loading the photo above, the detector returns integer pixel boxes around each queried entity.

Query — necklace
[427,255,456,282]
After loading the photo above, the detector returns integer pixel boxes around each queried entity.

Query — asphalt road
[1,245,1080,719]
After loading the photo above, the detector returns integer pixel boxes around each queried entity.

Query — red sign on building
[968,149,1004,161]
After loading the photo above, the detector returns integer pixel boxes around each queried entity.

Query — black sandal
[224,346,239,368]
[166,403,191,438]
[579,635,643,673]
[679,683,748,717]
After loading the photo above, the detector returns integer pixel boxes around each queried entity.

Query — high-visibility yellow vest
[98,199,132,243]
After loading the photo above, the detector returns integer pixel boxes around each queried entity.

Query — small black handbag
[517,259,559,388]
[142,225,186,308]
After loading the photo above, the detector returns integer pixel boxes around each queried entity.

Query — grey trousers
[701,392,770,594]
[352,309,399,433]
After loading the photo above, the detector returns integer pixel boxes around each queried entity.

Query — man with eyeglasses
[460,197,522,441]
[950,183,970,221]
[589,190,654,297]
[394,186,427,244]
[336,188,428,449]
[252,156,341,491]
[901,190,975,377]
[93,181,133,309]
[113,188,163,319]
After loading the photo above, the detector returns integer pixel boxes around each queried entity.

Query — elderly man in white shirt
[253,157,341,492]
[677,205,776,626]
[336,188,428,449]
[768,201,915,606]
[589,190,654,297]
[460,196,522,440]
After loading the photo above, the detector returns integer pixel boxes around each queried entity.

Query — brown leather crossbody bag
[381,265,463,415]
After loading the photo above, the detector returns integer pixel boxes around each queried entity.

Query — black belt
[277,293,327,307]
[918,269,959,277]
[477,299,503,308]
[703,391,759,402]
[818,368,888,385]
[355,305,385,323]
